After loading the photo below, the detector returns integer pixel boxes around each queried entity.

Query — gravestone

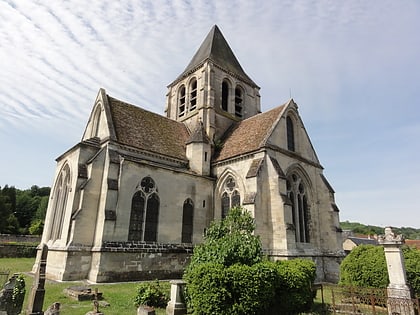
[85,289,104,315]
[166,280,186,315]
[137,305,155,315]
[378,227,415,315]
[0,273,25,315]
[27,243,48,315]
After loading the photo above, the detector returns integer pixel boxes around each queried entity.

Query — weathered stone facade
[35,25,344,283]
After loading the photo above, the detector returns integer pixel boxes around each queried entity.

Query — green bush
[403,246,420,296]
[340,245,389,288]
[273,259,317,314]
[184,207,317,315]
[188,206,262,269]
[184,261,279,315]
[227,261,279,315]
[133,280,169,308]
[340,245,420,296]
[184,263,230,314]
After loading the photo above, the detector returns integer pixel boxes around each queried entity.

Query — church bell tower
[165,25,261,142]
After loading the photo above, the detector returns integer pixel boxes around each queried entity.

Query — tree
[188,206,262,269]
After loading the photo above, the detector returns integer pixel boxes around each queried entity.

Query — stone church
[36,25,344,283]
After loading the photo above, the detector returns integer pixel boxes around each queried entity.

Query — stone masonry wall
[90,242,194,282]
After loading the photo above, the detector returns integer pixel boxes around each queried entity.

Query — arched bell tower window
[129,176,159,242]
[222,80,229,112]
[286,116,295,152]
[286,173,310,243]
[189,79,197,111]
[181,198,194,243]
[49,163,71,241]
[178,85,186,117]
[221,176,241,218]
[235,86,243,118]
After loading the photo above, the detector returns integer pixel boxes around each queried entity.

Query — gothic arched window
[222,80,229,111]
[189,79,197,111]
[181,198,194,243]
[129,176,159,242]
[91,106,101,137]
[49,164,71,241]
[221,176,241,218]
[234,86,243,118]
[286,174,310,243]
[178,85,186,117]
[286,116,295,152]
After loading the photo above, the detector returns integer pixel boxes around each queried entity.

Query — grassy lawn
[1,257,335,315]
[0,257,168,315]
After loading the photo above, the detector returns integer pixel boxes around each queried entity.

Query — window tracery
[286,173,310,243]
[129,176,159,242]
[221,176,241,218]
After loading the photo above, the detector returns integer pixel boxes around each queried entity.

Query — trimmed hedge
[184,259,316,315]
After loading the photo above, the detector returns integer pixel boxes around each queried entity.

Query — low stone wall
[91,242,194,283]
[0,234,41,244]
[0,243,37,258]
[41,241,194,282]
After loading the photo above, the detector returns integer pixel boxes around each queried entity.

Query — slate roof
[214,102,288,162]
[347,237,378,246]
[107,96,190,161]
[178,25,257,87]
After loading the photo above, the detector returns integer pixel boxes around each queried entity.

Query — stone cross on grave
[27,243,48,315]
[378,227,415,315]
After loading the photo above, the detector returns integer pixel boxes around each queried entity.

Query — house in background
[35,25,344,283]
[342,233,378,254]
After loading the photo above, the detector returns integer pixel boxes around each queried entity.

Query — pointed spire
[186,119,211,144]
[180,25,256,86]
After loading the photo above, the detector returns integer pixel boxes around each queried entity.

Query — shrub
[340,244,420,296]
[188,206,262,269]
[273,259,317,314]
[184,263,230,314]
[184,206,317,314]
[340,245,388,288]
[403,246,420,296]
[133,280,169,308]
[227,261,279,315]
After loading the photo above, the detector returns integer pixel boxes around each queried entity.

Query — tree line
[0,185,50,235]
[340,220,420,240]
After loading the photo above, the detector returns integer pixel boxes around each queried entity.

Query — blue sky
[0,1,419,228]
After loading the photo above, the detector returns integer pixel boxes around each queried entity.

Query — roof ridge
[107,95,186,128]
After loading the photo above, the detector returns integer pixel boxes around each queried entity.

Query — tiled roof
[347,237,378,246]
[405,240,420,249]
[107,96,190,161]
[214,104,286,162]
